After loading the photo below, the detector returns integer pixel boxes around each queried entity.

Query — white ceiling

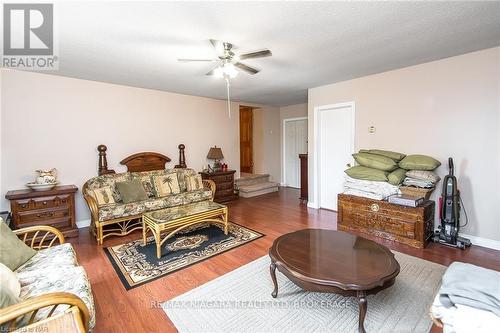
[43,1,500,106]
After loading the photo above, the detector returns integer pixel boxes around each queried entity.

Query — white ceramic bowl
[26,182,58,191]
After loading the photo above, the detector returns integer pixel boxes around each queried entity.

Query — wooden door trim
[310,102,356,210]
[282,117,308,187]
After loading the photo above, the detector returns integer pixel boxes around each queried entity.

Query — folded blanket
[403,177,435,188]
[344,175,400,200]
[432,293,500,333]
[439,262,500,316]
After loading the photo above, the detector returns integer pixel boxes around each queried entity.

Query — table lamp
[207,146,224,171]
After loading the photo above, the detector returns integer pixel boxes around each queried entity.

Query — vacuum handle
[448,157,454,176]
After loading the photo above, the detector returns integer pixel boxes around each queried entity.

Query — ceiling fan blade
[239,49,272,60]
[234,62,260,74]
[209,39,226,54]
[178,58,218,62]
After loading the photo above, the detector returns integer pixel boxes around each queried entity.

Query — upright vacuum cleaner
[433,158,471,249]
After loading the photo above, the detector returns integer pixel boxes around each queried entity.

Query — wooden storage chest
[337,194,435,249]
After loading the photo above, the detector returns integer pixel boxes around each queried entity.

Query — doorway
[240,106,254,174]
[314,102,355,210]
[283,117,308,188]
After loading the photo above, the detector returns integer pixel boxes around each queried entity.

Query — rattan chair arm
[14,225,65,249]
[202,179,216,201]
[0,292,90,332]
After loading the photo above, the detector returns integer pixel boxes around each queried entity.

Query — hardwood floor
[70,188,500,333]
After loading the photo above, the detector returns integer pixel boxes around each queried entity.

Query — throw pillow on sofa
[116,180,149,203]
[406,170,441,183]
[91,187,116,206]
[0,221,36,271]
[352,152,398,171]
[344,166,389,182]
[154,174,181,197]
[388,168,407,185]
[399,154,441,171]
[0,263,21,308]
[186,174,204,192]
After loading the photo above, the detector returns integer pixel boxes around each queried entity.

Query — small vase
[35,168,57,184]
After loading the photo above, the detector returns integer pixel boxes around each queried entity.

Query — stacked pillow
[399,155,441,189]
[346,149,407,185]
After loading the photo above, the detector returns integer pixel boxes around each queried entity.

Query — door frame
[282,116,308,187]
[310,101,356,210]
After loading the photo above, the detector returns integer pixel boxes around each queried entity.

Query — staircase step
[238,181,279,198]
[235,173,270,187]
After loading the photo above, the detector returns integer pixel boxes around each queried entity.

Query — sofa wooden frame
[0,225,90,332]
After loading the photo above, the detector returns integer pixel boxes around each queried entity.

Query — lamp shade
[207,147,224,160]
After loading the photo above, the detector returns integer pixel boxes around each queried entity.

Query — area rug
[162,252,446,333]
[105,222,263,289]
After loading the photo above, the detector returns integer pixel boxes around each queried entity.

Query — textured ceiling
[37,1,500,106]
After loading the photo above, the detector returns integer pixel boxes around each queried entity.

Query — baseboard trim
[76,219,91,229]
[460,233,500,251]
[307,202,319,209]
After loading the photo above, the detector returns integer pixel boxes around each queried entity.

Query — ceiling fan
[178,39,272,78]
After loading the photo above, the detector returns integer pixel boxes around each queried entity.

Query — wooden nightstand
[200,170,238,203]
[5,185,78,238]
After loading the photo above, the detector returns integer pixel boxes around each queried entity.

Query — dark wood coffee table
[269,229,400,333]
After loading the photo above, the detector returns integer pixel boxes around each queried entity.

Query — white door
[284,118,308,188]
[318,104,354,210]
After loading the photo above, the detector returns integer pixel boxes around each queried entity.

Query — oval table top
[269,229,400,290]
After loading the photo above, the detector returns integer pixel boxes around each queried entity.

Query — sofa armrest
[202,179,216,201]
[14,225,65,250]
[0,292,90,332]
[83,192,99,223]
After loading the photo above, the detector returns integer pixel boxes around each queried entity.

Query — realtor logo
[2,3,58,69]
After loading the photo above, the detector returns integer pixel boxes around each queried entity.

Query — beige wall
[0,69,245,224]
[308,47,500,242]
[279,103,308,184]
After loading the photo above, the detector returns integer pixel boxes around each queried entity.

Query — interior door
[319,105,354,210]
[284,119,308,188]
[240,106,253,174]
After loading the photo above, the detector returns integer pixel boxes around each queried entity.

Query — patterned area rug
[163,252,446,333]
[105,222,263,289]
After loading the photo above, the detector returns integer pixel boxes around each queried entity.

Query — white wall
[308,47,500,242]
[0,69,244,224]
[279,103,308,184]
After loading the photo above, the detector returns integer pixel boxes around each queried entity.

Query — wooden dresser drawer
[216,181,234,191]
[15,194,71,212]
[17,207,70,224]
[211,174,234,183]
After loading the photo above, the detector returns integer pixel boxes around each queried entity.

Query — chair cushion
[98,196,183,221]
[0,221,36,271]
[179,189,213,205]
[15,243,77,273]
[17,266,96,330]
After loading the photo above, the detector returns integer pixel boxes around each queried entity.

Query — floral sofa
[0,225,95,331]
[83,168,215,244]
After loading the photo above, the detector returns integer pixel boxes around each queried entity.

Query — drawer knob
[370,204,380,212]
[43,201,47,205]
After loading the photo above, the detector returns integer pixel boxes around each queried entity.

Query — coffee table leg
[270,261,278,298]
[357,291,367,333]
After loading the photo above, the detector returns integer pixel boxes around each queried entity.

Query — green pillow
[0,221,36,271]
[116,180,149,203]
[352,152,398,171]
[0,263,20,308]
[345,166,389,182]
[388,168,407,185]
[399,155,441,171]
[368,149,406,162]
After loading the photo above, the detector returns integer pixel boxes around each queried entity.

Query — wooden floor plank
[69,188,500,333]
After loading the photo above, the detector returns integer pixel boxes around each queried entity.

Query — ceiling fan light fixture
[213,62,238,79]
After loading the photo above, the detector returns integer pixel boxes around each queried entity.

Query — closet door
[284,118,308,188]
